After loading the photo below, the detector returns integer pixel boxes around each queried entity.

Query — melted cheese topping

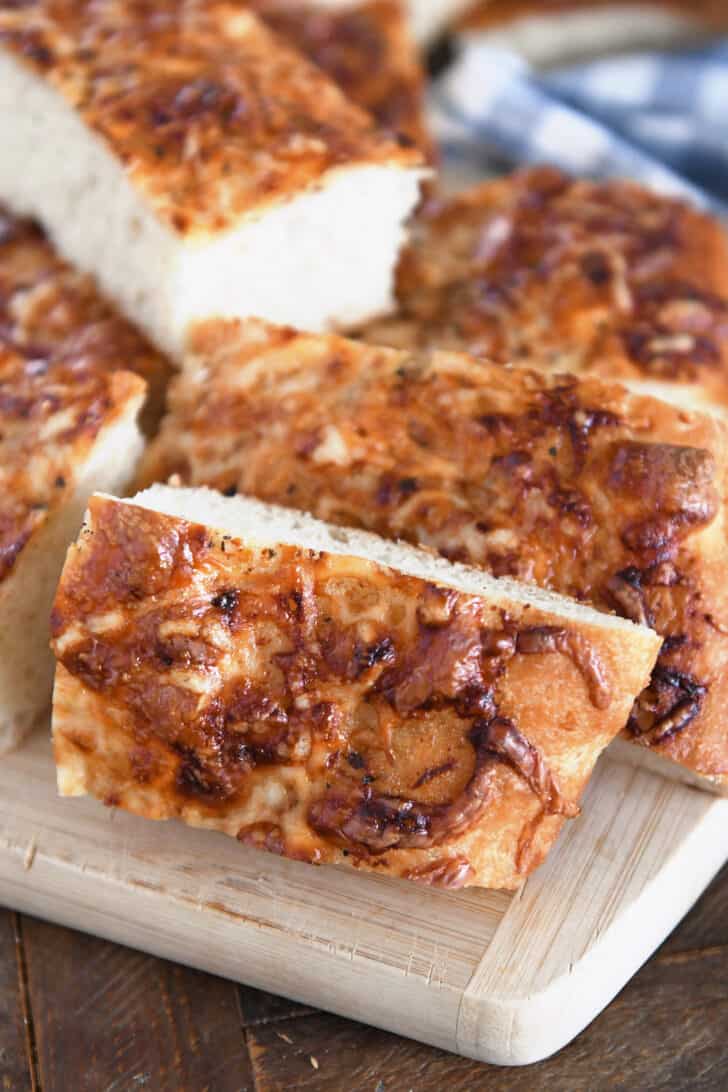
[142,319,728,786]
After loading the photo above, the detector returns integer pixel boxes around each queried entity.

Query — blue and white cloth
[431,38,728,214]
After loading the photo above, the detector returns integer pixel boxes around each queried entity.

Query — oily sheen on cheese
[0,1,427,360]
[50,487,659,890]
[142,320,728,793]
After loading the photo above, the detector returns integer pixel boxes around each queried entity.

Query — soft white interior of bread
[0,49,426,362]
[607,737,727,797]
[129,484,651,637]
[0,402,144,755]
[626,379,728,421]
[464,5,706,66]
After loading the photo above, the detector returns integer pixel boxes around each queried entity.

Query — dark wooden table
[2,864,727,1091]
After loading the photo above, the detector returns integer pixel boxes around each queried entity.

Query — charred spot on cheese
[629,666,708,746]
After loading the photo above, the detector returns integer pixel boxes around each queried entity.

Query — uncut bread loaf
[362,168,728,416]
[0,205,172,434]
[459,1,728,65]
[141,320,728,793]
[249,0,433,157]
[51,487,659,890]
[0,1,426,360]
[0,334,145,753]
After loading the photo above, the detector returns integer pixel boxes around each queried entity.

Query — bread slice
[140,319,728,793]
[0,2,427,361]
[0,338,145,754]
[459,1,727,65]
[249,1,434,157]
[0,205,173,435]
[51,486,659,890]
[361,167,728,415]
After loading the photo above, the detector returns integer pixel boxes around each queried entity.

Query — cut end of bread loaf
[132,484,660,644]
[0,395,144,753]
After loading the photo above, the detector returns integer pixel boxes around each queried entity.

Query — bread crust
[362,168,728,413]
[142,319,728,790]
[0,1,421,239]
[0,206,171,432]
[461,0,728,31]
[51,495,658,889]
[249,0,433,157]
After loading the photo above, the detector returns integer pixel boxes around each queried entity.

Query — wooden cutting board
[0,732,726,1066]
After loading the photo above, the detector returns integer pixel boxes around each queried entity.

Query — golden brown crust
[362,168,728,411]
[51,495,658,889]
[461,0,728,31]
[141,320,728,788]
[0,205,172,432]
[0,1,421,238]
[249,0,433,157]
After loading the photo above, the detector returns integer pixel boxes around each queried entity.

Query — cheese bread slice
[0,1,426,360]
[362,168,728,416]
[250,1,433,157]
[0,337,145,753]
[51,487,659,890]
[0,205,172,434]
[459,1,728,66]
[141,320,728,793]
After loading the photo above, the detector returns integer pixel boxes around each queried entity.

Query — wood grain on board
[0,912,33,1092]
[0,731,727,1071]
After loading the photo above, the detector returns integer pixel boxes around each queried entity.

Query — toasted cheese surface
[250,0,433,157]
[0,339,145,591]
[0,0,421,239]
[51,494,658,889]
[0,206,172,431]
[362,168,728,411]
[142,320,728,789]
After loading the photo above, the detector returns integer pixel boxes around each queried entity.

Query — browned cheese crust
[0,206,171,432]
[141,320,728,789]
[249,0,434,157]
[0,1,421,239]
[51,496,658,889]
[361,168,728,411]
[460,0,728,31]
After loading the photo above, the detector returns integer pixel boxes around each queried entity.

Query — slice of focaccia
[0,337,145,753]
[362,167,728,416]
[141,320,728,793]
[249,1,433,157]
[51,487,660,890]
[0,205,172,434]
[0,1,426,360]
[459,1,728,65]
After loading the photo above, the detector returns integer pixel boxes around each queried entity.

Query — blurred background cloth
[431,30,728,212]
